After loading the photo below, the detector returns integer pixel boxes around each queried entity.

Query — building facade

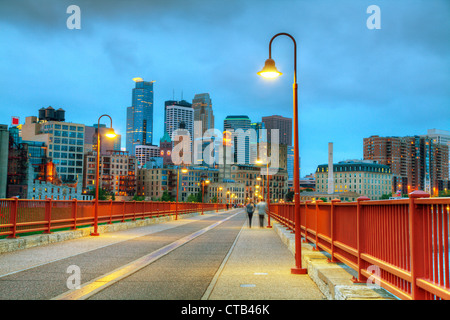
[315,160,392,200]
[135,144,160,168]
[262,115,292,146]
[83,150,136,197]
[192,93,214,137]
[84,124,121,155]
[224,115,252,165]
[136,166,219,202]
[21,112,85,184]
[364,135,449,195]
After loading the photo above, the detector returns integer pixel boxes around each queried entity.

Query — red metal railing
[269,191,450,300]
[0,199,225,239]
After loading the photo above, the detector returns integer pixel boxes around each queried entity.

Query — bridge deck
[0,209,324,300]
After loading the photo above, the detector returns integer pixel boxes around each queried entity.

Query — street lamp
[91,114,117,236]
[258,32,306,274]
[216,186,223,212]
[201,178,210,215]
[176,167,188,220]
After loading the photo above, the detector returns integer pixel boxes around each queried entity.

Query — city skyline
[0,0,449,176]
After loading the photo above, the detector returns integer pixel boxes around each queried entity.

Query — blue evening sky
[0,0,449,176]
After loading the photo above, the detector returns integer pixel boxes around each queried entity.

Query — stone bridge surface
[0,208,394,301]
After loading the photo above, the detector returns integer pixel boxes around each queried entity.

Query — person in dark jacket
[245,200,255,228]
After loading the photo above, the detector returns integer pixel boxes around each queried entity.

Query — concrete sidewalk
[204,216,326,300]
[204,214,397,300]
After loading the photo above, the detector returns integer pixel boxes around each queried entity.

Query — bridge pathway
[0,209,324,300]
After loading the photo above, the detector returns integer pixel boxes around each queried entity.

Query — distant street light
[201,177,210,215]
[176,167,188,220]
[91,114,117,236]
[258,32,306,274]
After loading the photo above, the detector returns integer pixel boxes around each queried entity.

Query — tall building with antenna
[192,93,214,137]
[126,78,155,155]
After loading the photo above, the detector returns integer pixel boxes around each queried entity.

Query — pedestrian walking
[245,200,255,228]
[256,199,268,228]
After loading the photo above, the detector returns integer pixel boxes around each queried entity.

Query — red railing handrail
[0,199,226,239]
[269,195,450,300]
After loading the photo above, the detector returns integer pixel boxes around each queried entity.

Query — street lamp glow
[181,168,188,174]
[257,58,282,79]
[105,128,117,139]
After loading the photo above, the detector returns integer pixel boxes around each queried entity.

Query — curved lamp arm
[268,32,297,83]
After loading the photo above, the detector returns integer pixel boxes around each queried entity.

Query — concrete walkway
[204,215,326,300]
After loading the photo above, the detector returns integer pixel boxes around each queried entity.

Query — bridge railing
[0,199,226,239]
[269,191,450,300]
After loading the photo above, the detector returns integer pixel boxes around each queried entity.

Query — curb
[272,221,398,300]
[0,210,214,254]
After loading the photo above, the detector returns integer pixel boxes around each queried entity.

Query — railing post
[303,201,309,243]
[109,199,113,224]
[409,190,430,300]
[327,199,341,263]
[44,198,52,234]
[122,200,125,223]
[71,198,78,230]
[313,200,323,251]
[7,198,19,239]
[352,196,370,283]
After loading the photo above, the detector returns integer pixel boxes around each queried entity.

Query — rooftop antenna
[181,90,183,101]
[172,89,175,100]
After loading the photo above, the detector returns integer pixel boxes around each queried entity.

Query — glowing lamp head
[181,168,188,174]
[257,58,282,79]
[105,128,117,139]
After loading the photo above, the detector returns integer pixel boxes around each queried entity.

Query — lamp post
[201,178,210,215]
[91,114,117,236]
[176,167,188,220]
[216,186,222,212]
[258,32,306,274]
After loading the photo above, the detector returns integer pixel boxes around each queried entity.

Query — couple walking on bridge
[245,199,267,228]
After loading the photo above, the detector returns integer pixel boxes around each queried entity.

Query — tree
[132,194,146,201]
[381,194,391,200]
[285,191,294,202]
[187,191,202,203]
[160,190,174,202]
[88,187,109,200]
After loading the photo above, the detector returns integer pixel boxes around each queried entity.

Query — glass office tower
[126,78,154,155]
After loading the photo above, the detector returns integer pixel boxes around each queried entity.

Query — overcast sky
[0,0,449,176]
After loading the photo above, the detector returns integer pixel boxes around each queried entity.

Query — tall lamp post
[176,167,188,220]
[258,32,306,274]
[201,178,210,215]
[216,186,223,212]
[91,114,117,236]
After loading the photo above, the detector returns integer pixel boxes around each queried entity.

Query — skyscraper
[364,135,449,195]
[224,115,252,165]
[126,78,155,155]
[262,115,292,146]
[193,93,214,137]
[164,100,194,142]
